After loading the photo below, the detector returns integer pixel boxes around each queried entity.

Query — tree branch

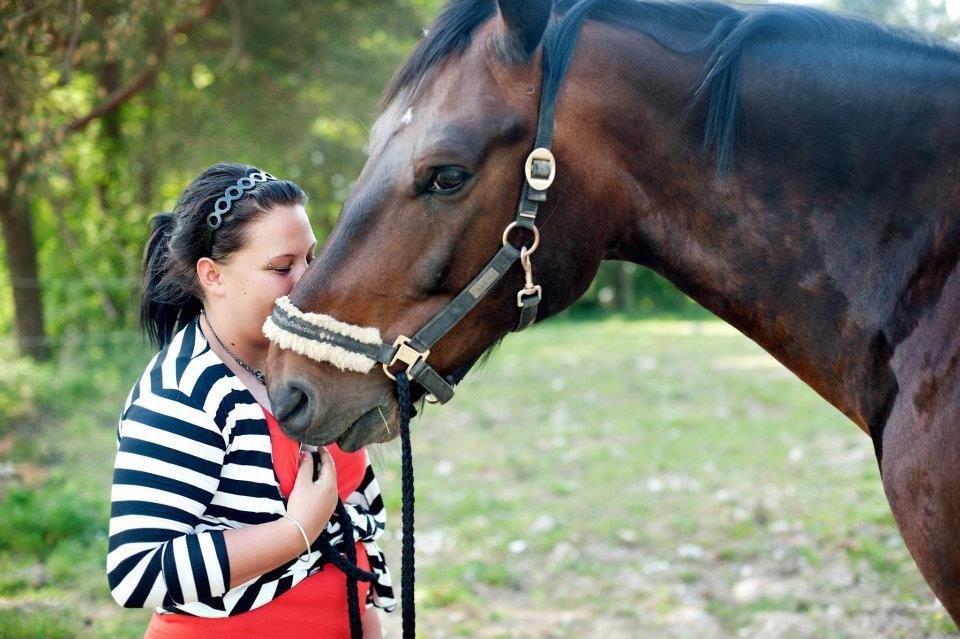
[58,0,221,138]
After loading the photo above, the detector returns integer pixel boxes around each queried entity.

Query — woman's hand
[286,447,338,540]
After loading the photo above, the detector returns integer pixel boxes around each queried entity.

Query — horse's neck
[576,24,960,436]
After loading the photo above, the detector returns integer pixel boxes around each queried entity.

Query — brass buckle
[524,147,556,191]
[382,335,430,381]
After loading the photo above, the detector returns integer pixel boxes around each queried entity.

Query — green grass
[1,317,956,638]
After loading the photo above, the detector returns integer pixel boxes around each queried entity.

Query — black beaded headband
[203,170,278,255]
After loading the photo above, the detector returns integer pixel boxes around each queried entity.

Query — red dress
[144,406,372,638]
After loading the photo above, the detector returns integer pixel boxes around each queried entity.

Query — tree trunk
[0,181,49,360]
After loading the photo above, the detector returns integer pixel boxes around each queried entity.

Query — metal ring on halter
[502,221,540,254]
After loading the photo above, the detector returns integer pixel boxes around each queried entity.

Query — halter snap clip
[517,246,542,307]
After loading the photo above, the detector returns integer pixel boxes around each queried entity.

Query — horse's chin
[333,369,464,451]
[334,404,402,452]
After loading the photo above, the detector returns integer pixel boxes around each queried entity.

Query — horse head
[263,0,625,450]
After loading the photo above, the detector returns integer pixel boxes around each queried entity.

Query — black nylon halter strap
[408,244,521,351]
[514,46,559,232]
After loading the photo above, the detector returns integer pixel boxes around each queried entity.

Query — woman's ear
[197,257,225,298]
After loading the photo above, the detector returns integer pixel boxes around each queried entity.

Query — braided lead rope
[396,372,416,638]
[315,501,375,639]
[339,500,364,639]
[314,374,415,638]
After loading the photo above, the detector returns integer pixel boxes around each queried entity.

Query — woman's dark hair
[139,162,308,349]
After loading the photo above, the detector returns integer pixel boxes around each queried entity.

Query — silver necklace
[200,309,266,385]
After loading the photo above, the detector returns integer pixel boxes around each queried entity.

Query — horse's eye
[427,167,470,193]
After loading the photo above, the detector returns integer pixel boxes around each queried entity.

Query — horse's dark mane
[384,0,960,174]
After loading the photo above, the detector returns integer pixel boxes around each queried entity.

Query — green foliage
[576,261,706,316]
[0,480,105,558]
[0,355,44,438]
[827,0,960,37]
[0,608,74,639]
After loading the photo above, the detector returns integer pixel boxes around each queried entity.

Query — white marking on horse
[400,107,414,126]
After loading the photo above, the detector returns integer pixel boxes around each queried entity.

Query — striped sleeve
[107,392,231,609]
[324,453,386,547]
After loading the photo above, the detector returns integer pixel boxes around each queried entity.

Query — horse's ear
[496,0,552,62]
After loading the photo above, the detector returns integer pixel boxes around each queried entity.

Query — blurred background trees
[1,0,958,358]
[0,0,438,358]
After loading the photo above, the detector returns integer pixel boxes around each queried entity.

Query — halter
[264,4,598,637]
[262,49,561,404]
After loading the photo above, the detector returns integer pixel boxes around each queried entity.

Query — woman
[107,162,394,638]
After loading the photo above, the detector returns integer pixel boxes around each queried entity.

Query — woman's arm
[108,396,336,607]
[223,449,338,588]
[108,397,231,608]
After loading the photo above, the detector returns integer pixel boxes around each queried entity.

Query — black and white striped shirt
[107,316,395,616]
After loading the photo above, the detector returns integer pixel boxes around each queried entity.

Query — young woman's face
[213,203,316,345]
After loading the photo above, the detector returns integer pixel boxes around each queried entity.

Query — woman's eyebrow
[266,242,318,262]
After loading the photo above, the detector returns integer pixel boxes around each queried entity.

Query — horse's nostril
[272,384,310,425]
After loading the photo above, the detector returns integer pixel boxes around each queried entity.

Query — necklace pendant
[255,370,266,385]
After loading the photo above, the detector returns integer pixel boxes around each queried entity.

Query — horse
[263,0,960,623]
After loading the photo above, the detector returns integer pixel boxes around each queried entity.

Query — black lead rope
[315,372,416,638]
[315,499,376,638]
[396,372,416,639]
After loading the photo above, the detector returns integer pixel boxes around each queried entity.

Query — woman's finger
[294,451,313,486]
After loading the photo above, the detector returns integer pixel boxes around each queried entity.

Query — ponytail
[139,212,201,349]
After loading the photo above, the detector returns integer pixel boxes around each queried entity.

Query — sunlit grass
[0,316,955,638]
